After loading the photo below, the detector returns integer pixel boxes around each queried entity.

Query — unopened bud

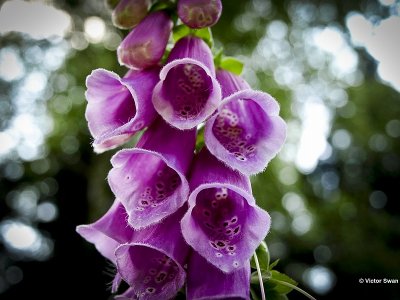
[112,0,152,29]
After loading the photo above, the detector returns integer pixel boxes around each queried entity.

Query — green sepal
[220,56,244,75]
[149,0,176,13]
[213,48,224,67]
[173,25,213,48]
[194,27,213,48]
[173,24,191,42]
[195,126,205,152]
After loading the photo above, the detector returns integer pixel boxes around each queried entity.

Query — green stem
[269,278,317,300]
[253,252,266,300]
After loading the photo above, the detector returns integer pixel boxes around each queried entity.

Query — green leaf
[220,56,244,75]
[269,259,280,270]
[270,270,298,295]
[250,270,271,284]
[251,268,299,297]
[251,281,288,300]
[173,24,191,43]
[173,25,213,48]
[250,241,270,271]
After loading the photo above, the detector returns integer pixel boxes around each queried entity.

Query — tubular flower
[115,206,189,300]
[108,118,196,229]
[76,199,133,264]
[77,201,189,298]
[114,288,136,300]
[112,0,152,29]
[181,148,271,273]
[76,200,133,292]
[177,0,222,29]
[117,11,173,69]
[187,251,250,300]
[204,69,287,175]
[152,36,221,130]
[85,67,160,153]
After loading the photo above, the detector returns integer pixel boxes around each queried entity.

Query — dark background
[0,0,399,299]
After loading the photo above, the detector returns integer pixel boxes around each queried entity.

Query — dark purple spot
[233,226,241,234]
[146,287,155,293]
[155,271,167,283]
[149,269,156,275]
[205,222,215,229]
[216,241,225,247]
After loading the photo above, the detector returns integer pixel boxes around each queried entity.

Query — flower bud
[112,0,152,29]
[117,11,173,69]
[178,0,222,28]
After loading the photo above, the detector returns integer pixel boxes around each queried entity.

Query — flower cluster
[77,0,286,299]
